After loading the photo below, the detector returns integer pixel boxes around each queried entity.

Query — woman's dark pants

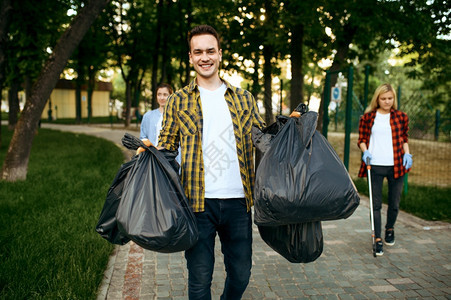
[370,166,404,239]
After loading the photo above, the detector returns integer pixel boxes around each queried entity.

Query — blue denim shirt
[140,108,162,145]
[140,108,181,165]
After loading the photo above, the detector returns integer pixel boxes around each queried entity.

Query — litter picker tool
[366,157,376,257]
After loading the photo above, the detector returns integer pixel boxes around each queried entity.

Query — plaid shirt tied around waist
[158,78,266,212]
[357,108,409,179]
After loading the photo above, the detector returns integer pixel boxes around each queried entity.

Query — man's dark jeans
[370,166,404,238]
[185,198,252,300]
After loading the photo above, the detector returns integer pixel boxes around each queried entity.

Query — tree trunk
[159,0,172,84]
[263,44,274,124]
[151,0,163,109]
[8,79,19,129]
[183,0,192,86]
[262,0,275,124]
[133,73,142,108]
[124,80,132,127]
[24,75,32,102]
[75,81,82,124]
[290,23,304,111]
[75,56,85,124]
[87,66,96,122]
[133,84,140,123]
[1,0,111,181]
[177,0,190,88]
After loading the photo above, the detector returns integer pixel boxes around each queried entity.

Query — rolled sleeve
[401,113,409,144]
[158,94,180,151]
[357,112,374,148]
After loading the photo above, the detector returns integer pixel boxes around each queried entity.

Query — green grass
[353,177,451,222]
[0,126,124,299]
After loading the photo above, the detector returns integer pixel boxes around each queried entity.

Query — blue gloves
[403,153,413,170]
[362,150,372,164]
[362,150,412,169]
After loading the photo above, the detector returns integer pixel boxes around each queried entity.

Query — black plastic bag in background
[258,222,323,263]
[95,156,136,245]
[116,134,198,253]
[252,112,360,226]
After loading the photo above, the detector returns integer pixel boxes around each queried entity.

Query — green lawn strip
[0,126,123,299]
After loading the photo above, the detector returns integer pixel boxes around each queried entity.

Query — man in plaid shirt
[157,25,265,299]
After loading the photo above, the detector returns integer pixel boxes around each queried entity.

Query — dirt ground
[327,132,451,188]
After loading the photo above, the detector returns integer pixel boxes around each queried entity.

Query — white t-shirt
[199,84,244,198]
[369,112,394,166]
[155,113,163,145]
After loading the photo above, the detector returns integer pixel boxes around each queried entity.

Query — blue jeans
[185,198,252,300]
[369,166,404,238]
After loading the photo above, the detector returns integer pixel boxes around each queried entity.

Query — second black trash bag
[258,222,323,263]
[116,134,198,253]
[253,112,360,226]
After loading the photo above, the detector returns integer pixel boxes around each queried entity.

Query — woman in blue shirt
[140,83,173,145]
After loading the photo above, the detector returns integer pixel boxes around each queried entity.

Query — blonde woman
[357,83,412,256]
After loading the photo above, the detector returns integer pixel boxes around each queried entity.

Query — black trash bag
[95,134,182,246]
[121,133,180,174]
[253,111,360,225]
[116,133,198,253]
[258,222,323,263]
[95,156,136,245]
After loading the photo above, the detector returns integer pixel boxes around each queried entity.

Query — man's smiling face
[189,34,222,80]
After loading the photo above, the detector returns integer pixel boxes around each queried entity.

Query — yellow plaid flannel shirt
[158,78,266,212]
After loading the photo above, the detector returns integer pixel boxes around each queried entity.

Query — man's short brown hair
[188,25,221,50]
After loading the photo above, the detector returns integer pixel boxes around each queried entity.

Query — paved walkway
[44,123,451,300]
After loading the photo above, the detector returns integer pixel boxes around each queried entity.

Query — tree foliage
[1,0,449,181]
[1,0,110,181]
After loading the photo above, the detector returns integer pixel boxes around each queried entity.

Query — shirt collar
[188,77,235,94]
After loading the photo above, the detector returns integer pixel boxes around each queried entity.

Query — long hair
[365,83,397,113]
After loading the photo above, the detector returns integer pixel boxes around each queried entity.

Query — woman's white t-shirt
[369,112,394,166]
